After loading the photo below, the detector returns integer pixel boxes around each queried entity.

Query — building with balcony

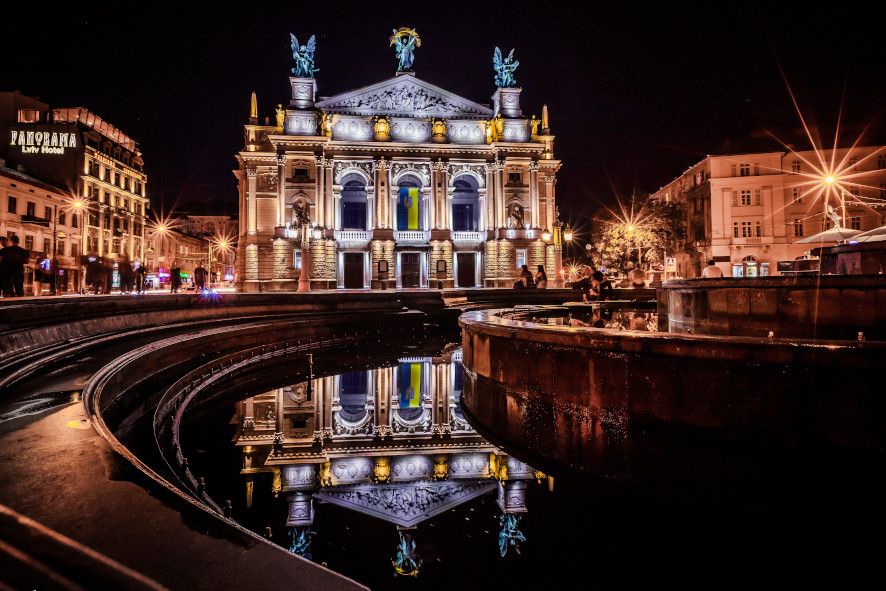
[2,92,150,273]
[0,160,83,292]
[235,35,562,291]
[650,146,886,278]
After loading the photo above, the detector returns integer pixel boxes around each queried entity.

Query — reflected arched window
[397,176,422,231]
[452,361,464,420]
[340,175,368,230]
[338,371,368,422]
[452,177,479,231]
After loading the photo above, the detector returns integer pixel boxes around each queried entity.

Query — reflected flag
[397,187,420,230]
[398,362,422,408]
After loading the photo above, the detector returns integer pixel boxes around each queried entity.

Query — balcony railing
[394,230,429,243]
[451,231,484,242]
[335,230,371,242]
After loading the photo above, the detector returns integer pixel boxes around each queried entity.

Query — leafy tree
[591,195,686,271]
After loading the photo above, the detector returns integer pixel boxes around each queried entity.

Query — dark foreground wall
[460,309,886,476]
[658,275,886,339]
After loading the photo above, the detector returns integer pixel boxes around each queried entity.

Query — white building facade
[235,39,562,291]
[651,147,886,278]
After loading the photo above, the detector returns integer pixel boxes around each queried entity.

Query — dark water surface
[180,336,884,589]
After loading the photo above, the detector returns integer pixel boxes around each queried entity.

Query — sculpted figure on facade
[493,47,519,88]
[290,34,318,78]
[275,104,285,128]
[390,28,420,72]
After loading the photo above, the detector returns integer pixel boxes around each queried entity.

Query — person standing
[33,253,52,296]
[134,263,147,294]
[534,265,548,289]
[0,236,29,297]
[0,236,9,297]
[702,259,724,278]
[194,263,207,292]
[119,259,134,294]
[170,261,182,294]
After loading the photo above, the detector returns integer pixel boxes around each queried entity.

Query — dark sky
[2,2,883,225]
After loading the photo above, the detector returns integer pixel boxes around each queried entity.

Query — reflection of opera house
[233,349,538,558]
[235,35,562,290]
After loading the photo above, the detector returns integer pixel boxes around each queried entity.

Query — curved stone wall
[658,276,886,339]
[459,308,886,476]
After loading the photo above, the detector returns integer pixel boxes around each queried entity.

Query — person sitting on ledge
[702,259,724,278]
[628,264,647,288]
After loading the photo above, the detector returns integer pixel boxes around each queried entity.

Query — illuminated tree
[591,196,685,271]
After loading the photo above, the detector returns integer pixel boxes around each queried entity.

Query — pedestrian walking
[135,264,147,294]
[0,236,9,297]
[119,259,134,294]
[33,253,52,296]
[170,262,182,293]
[194,263,207,291]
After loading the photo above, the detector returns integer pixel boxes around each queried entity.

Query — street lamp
[541,228,552,242]
[563,224,574,242]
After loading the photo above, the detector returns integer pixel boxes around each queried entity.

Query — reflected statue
[392,530,422,576]
[390,28,420,72]
[289,527,314,559]
[826,203,842,228]
[290,34,318,78]
[498,513,526,557]
[493,47,520,88]
[507,203,525,229]
[291,200,311,228]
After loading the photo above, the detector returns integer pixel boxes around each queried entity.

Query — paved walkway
[0,382,365,590]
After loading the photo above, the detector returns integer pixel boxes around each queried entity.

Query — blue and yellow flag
[397,187,420,230]
[398,362,422,408]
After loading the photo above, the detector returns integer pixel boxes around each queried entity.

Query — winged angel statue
[390,28,420,72]
[493,47,519,88]
[290,34,318,78]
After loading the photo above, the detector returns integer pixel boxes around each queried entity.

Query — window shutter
[754,190,761,205]
[730,164,737,177]
[753,163,760,176]
[732,191,738,206]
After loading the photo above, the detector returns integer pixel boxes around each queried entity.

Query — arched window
[451,177,480,231]
[340,174,368,230]
[396,176,422,231]
[338,371,368,423]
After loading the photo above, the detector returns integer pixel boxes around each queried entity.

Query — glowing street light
[542,228,552,242]
[563,225,574,242]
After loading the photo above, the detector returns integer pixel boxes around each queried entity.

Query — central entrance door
[343,253,364,289]
[456,253,476,287]
[400,253,421,288]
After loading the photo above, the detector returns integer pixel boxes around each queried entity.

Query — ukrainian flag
[398,362,422,408]
[397,187,420,230]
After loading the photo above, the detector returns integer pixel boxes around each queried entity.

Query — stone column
[529,161,540,229]
[247,167,258,234]
[374,159,384,230]
[332,188,342,231]
[422,189,431,231]
[276,154,286,227]
[324,161,334,228]
[494,161,505,229]
[367,186,375,230]
[315,158,325,227]
[429,164,439,229]
[440,164,450,229]
[485,165,495,232]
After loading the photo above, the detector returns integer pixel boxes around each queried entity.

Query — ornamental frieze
[448,163,487,187]
[322,79,490,118]
[390,161,431,185]
[333,160,374,183]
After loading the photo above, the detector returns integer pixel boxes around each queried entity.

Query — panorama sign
[9,129,78,155]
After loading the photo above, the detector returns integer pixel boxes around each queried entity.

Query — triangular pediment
[316,75,494,119]
[314,480,497,527]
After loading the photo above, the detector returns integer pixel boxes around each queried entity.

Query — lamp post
[297,223,313,293]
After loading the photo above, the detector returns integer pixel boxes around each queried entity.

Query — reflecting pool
[178,337,884,588]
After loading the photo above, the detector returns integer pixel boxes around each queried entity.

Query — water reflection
[533,306,658,331]
[230,346,537,577]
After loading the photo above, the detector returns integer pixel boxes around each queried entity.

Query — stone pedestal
[492,87,523,118]
[286,492,315,527]
[287,77,319,136]
[289,77,317,109]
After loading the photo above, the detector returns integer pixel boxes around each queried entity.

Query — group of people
[570,266,614,302]
[513,265,548,289]
[0,235,29,297]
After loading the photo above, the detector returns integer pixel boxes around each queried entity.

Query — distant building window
[793,219,804,237]
[59,211,66,226]
[25,235,34,251]
[792,187,803,203]
[294,168,309,178]
[733,220,753,238]
[755,221,762,237]
[508,172,522,184]
[515,248,527,269]
[72,213,78,228]
[850,216,861,231]
[17,109,40,123]
[791,161,801,174]
[740,190,752,206]
[27,202,36,217]
[753,163,760,176]
[730,164,737,177]
[7,196,16,214]
[44,206,52,220]
[739,163,751,177]
[754,190,762,205]
[878,155,886,170]
[43,238,50,254]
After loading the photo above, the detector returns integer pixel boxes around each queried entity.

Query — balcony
[334,230,372,244]
[394,230,430,244]
[451,231,484,243]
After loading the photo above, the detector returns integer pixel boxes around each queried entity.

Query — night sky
[2,2,883,227]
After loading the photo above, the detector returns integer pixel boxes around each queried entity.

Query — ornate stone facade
[236,36,562,291]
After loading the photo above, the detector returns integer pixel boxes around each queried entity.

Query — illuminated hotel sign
[9,129,78,155]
